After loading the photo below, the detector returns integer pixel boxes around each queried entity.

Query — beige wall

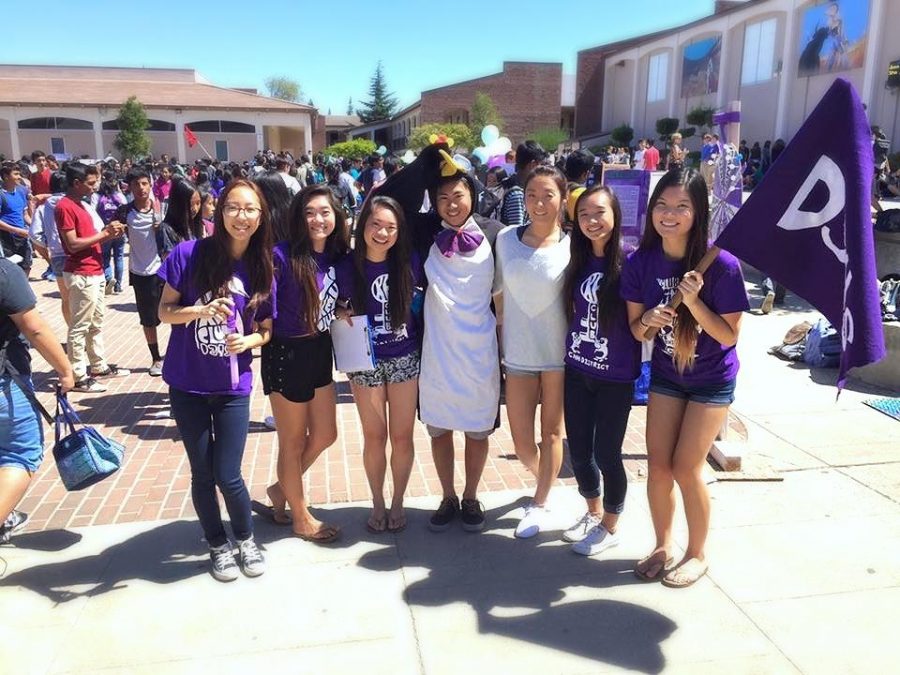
[604,59,636,131]
[0,123,11,158]
[18,129,95,158]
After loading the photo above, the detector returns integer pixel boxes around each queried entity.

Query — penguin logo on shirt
[190,276,246,357]
[371,273,408,339]
[317,265,338,332]
[569,272,608,364]
[656,276,680,356]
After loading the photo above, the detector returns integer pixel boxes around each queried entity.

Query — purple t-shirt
[565,255,640,383]
[158,240,274,396]
[335,255,424,360]
[271,242,340,338]
[620,245,749,385]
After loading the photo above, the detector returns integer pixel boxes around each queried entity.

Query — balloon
[487,155,505,169]
[472,147,489,164]
[453,154,473,172]
[376,145,387,156]
[480,125,500,146]
[401,149,416,164]
[495,136,512,155]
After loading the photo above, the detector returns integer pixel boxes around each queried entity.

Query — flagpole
[194,140,213,161]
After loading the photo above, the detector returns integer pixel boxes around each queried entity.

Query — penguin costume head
[428,146,479,229]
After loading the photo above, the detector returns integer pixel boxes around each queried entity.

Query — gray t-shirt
[493,225,570,370]
[118,202,161,276]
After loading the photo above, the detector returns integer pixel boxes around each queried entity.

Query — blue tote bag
[52,392,125,491]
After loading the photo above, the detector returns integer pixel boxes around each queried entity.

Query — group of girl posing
[157,154,747,590]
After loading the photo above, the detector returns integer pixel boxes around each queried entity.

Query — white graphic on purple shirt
[189,276,247,357]
[317,265,338,332]
[371,273,408,339]
[656,276,680,356]
[570,272,608,362]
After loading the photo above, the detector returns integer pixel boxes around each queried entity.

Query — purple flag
[715,78,885,389]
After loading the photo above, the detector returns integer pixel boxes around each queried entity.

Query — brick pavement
[18,263,743,532]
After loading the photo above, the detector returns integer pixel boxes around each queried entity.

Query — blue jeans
[0,374,44,474]
[102,238,126,288]
[563,367,632,513]
[169,387,252,546]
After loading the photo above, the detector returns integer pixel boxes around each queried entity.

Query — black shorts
[130,272,163,328]
[262,332,333,403]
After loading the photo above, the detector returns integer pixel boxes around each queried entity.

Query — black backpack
[875,209,900,233]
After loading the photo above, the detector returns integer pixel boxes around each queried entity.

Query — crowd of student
[0,140,749,591]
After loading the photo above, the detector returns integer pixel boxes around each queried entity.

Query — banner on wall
[681,36,721,98]
[798,0,869,77]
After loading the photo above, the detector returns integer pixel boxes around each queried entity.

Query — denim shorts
[50,256,67,278]
[0,375,45,474]
[649,373,736,406]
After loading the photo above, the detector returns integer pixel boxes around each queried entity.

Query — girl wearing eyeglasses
[334,196,423,534]
[158,179,275,582]
[621,169,749,588]
[259,185,348,544]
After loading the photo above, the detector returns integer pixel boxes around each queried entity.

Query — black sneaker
[428,495,459,532]
[209,542,239,582]
[460,499,485,532]
[92,364,131,379]
[0,509,29,544]
[73,377,108,393]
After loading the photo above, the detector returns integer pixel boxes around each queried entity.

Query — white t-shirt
[121,203,161,276]
[279,171,302,196]
[633,149,645,168]
[493,225,570,370]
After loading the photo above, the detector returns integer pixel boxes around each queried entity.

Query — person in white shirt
[276,157,302,196]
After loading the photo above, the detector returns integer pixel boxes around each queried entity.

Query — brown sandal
[634,552,674,582]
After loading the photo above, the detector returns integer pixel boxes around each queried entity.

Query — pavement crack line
[396,538,427,675]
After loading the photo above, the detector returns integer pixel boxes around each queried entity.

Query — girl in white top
[493,165,571,538]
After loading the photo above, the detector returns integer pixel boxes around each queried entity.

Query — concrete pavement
[2,271,899,674]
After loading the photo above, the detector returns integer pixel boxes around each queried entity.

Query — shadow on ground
[3,502,675,672]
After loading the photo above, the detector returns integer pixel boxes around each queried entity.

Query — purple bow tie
[435,227,484,257]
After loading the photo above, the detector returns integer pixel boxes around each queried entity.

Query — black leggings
[563,366,633,514]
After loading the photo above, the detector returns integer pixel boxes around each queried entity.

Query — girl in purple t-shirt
[158,179,274,582]
[621,169,749,588]
[335,195,423,534]
[561,186,641,557]
[259,185,348,544]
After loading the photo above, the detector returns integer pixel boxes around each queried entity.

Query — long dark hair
[523,165,567,223]
[163,178,203,241]
[286,185,350,333]
[253,170,292,241]
[563,185,624,331]
[640,168,709,373]
[351,195,413,328]
[191,179,274,314]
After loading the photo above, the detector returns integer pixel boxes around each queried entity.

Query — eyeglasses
[223,205,261,218]
[652,204,693,216]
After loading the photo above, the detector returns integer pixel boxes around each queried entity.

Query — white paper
[330,315,375,373]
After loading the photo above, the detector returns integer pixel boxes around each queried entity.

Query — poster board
[602,169,651,250]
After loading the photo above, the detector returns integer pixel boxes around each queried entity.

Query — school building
[575,0,898,150]
[0,65,317,162]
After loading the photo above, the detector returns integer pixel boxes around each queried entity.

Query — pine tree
[356,62,398,123]
[113,96,151,160]
[347,97,353,116]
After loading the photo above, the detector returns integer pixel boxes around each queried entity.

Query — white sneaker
[515,503,551,539]
[209,542,239,582]
[264,415,276,430]
[237,537,265,577]
[562,512,602,543]
[572,525,619,557]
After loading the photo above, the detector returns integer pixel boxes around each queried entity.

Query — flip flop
[387,515,407,533]
[634,553,674,582]
[251,500,291,526]
[661,559,708,589]
[296,524,341,544]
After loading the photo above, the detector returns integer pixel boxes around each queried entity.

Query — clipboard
[330,315,376,373]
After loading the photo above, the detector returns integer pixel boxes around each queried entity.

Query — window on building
[50,137,65,155]
[102,119,176,131]
[647,52,669,103]
[742,17,777,85]
[19,117,92,130]
[215,140,229,161]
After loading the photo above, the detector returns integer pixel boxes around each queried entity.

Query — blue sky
[5,0,713,113]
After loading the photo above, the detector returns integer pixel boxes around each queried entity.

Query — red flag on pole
[184,125,198,148]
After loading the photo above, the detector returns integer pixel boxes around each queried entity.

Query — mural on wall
[798,0,869,77]
[681,36,721,98]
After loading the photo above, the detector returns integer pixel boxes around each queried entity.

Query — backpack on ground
[874,209,900,233]
[803,318,841,368]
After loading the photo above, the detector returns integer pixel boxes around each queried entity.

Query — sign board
[602,169,651,250]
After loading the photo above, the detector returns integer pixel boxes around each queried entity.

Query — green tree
[686,105,715,133]
[113,96,151,160]
[264,76,302,102]
[356,62,398,123]
[610,123,634,148]
[655,117,680,146]
[527,127,569,152]
[408,123,476,151]
[347,97,354,116]
[469,92,504,141]
[323,138,377,159]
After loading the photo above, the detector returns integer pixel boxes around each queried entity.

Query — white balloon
[481,125,500,146]
[495,137,512,154]
[401,150,415,164]
[376,145,387,155]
